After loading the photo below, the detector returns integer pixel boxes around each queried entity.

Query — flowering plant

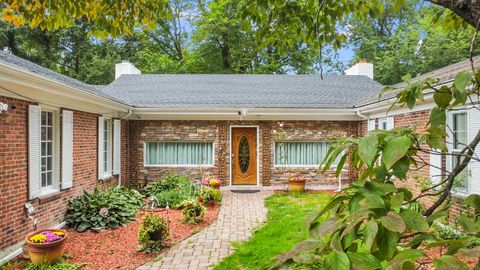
[28,230,65,244]
[289,177,305,182]
[201,177,221,186]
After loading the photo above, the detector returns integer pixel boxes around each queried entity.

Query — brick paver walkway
[137,190,272,270]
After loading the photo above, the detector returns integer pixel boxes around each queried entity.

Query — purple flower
[41,231,62,243]
[99,207,109,217]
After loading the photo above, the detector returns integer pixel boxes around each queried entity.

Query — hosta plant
[144,174,200,208]
[65,187,143,232]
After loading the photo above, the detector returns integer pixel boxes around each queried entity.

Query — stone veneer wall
[128,120,358,187]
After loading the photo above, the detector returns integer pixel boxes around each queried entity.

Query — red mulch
[417,246,478,269]
[61,205,219,270]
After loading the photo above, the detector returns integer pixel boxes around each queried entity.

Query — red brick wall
[0,96,115,253]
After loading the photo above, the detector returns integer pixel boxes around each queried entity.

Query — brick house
[0,51,479,262]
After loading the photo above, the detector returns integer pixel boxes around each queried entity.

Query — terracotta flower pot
[25,229,67,264]
[289,180,306,192]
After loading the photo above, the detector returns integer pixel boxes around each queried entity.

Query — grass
[213,191,332,270]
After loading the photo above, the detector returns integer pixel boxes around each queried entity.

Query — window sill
[38,190,61,204]
[144,165,215,168]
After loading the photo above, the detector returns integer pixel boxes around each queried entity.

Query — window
[378,117,394,130]
[145,142,214,166]
[40,110,59,194]
[450,112,469,191]
[274,142,336,167]
[100,119,112,178]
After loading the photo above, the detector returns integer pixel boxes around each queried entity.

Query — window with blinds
[274,141,336,166]
[145,142,214,166]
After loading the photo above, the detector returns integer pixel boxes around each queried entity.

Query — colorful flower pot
[289,179,306,192]
[25,229,67,264]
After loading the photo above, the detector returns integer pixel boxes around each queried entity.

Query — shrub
[23,260,84,270]
[180,199,206,224]
[138,214,170,253]
[65,187,143,232]
[201,187,222,204]
[144,174,200,208]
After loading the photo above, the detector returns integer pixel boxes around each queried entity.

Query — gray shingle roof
[357,56,480,106]
[0,51,127,104]
[99,74,383,108]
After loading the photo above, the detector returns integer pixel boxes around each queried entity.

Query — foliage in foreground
[65,187,143,232]
[274,62,480,268]
[138,214,170,253]
[0,259,84,270]
[214,192,331,270]
[144,174,200,209]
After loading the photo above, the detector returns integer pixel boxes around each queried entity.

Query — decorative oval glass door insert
[238,136,250,174]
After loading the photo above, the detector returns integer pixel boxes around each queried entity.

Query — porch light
[238,109,248,120]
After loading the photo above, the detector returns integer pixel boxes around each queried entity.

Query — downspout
[117,109,133,187]
[355,110,368,120]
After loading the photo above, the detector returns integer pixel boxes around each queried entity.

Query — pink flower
[99,207,109,217]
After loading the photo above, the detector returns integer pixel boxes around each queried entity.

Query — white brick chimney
[345,60,373,79]
[115,60,141,79]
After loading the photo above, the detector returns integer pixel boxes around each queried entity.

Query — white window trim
[40,107,61,196]
[447,110,470,195]
[273,141,344,169]
[100,119,113,179]
[143,141,215,167]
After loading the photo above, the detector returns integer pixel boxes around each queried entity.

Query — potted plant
[138,214,170,252]
[288,177,306,192]
[201,177,221,189]
[25,229,68,264]
[180,199,206,224]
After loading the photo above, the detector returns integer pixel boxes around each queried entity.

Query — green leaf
[375,227,399,260]
[433,90,452,108]
[363,218,378,252]
[386,249,426,270]
[390,193,404,212]
[399,209,428,232]
[391,157,410,180]
[430,108,446,128]
[380,212,406,233]
[457,215,480,233]
[426,210,448,223]
[454,71,471,93]
[465,194,480,211]
[434,256,470,270]
[382,136,412,170]
[360,194,385,209]
[347,253,382,270]
[324,250,350,270]
[358,135,378,167]
[310,217,340,238]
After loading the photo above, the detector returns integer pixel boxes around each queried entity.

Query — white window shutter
[61,110,74,189]
[469,108,480,194]
[28,105,41,199]
[446,112,453,175]
[367,119,376,131]
[98,116,104,179]
[386,117,395,130]
[429,149,442,186]
[113,119,121,175]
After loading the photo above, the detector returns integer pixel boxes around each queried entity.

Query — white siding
[368,119,376,131]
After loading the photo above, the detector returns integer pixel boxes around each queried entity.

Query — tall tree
[349,0,479,85]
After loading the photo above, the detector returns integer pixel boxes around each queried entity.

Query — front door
[231,127,257,185]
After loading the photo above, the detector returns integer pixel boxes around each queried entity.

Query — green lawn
[213,192,332,270]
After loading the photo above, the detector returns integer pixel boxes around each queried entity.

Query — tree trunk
[429,0,480,29]
[221,32,231,70]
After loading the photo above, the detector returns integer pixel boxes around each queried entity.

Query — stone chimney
[345,60,373,79]
[115,60,141,79]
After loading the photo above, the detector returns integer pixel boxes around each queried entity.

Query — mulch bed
[57,205,219,270]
